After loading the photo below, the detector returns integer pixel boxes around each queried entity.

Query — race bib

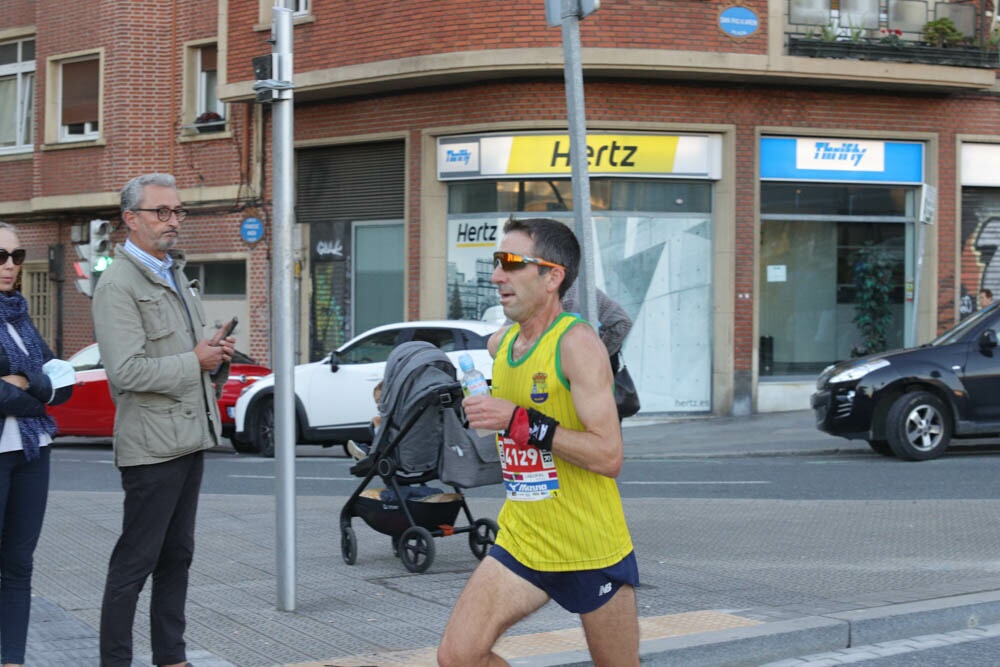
[498,435,560,501]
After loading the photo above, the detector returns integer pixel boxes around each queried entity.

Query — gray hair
[0,222,17,235]
[502,217,580,298]
[120,173,177,214]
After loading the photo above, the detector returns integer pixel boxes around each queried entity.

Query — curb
[829,589,1000,646]
[507,591,1000,667]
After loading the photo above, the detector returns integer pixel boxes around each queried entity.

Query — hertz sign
[438,133,721,181]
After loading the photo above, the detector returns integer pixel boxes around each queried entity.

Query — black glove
[507,406,559,452]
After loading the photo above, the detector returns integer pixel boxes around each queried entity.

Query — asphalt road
[48,440,1000,501]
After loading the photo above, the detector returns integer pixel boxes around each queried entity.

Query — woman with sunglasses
[0,222,73,667]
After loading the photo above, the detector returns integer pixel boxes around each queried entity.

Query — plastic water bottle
[459,353,493,436]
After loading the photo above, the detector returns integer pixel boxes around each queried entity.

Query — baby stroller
[339,341,502,573]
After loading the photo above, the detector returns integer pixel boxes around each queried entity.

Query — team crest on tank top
[530,371,549,404]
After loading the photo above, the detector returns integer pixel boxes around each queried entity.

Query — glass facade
[447,178,714,413]
[759,183,917,376]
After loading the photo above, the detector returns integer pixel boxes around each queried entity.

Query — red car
[46,343,271,440]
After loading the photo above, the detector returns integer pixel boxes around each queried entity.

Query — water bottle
[459,353,493,436]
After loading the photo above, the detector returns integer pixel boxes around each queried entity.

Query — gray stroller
[338,341,501,573]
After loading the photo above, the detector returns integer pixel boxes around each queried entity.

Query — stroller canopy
[370,341,460,474]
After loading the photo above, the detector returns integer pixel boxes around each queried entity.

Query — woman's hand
[1,374,28,390]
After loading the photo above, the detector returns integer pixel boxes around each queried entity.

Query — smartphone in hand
[221,316,238,338]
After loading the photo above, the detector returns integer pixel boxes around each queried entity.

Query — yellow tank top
[492,312,634,571]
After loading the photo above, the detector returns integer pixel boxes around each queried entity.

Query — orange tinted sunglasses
[492,251,565,272]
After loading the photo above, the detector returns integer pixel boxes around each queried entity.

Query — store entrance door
[759,219,912,376]
[352,220,404,335]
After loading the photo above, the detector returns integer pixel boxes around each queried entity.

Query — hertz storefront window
[438,131,722,415]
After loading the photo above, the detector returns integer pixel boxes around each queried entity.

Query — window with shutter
[60,57,99,141]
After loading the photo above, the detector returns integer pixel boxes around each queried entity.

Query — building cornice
[0,185,243,218]
[219,46,996,103]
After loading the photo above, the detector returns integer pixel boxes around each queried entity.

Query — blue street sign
[241,217,264,244]
[719,7,759,37]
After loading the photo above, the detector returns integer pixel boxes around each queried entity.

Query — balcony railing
[788,35,999,67]
[787,0,999,68]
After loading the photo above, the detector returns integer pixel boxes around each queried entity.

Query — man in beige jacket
[93,173,234,667]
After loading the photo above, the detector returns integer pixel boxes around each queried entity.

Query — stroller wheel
[341,525,357,565]
[399,526,435,573]
[469,518,500,560]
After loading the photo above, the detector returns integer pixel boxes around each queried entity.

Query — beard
[153,234,178,253]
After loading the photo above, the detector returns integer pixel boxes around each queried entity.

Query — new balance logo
[598,582,612,597]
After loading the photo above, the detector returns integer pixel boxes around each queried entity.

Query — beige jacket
[92,244,227,467]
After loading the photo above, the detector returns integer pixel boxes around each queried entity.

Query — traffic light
[89,219,112,275]
[72,220,112,298]
[73,244,93,297]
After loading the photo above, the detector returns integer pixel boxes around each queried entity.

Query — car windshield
[930,303,998,346]
[336,329,399,364]
[69,345,102,371]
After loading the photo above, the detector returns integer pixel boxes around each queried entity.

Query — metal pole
[271,4,296,612]
[559,0,598,324]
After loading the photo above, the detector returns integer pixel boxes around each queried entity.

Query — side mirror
[979,329,998,352]
[329,352,340,372]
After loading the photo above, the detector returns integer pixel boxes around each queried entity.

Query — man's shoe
[346,440,369,461]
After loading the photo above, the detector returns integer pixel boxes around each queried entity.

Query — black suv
[811,303,1000,460]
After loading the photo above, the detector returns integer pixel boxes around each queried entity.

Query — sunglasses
[493,251,564,272]
[0,249,26,266]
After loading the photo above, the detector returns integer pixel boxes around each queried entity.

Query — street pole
[270,4,297,612]
[550,0,599,323]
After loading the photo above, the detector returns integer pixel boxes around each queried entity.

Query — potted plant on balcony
[921,17,964,48]
[193,110,225,133]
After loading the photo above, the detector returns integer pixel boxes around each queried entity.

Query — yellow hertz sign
[437,133,718,179]
[506,134,679,174]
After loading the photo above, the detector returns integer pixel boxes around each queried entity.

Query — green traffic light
[93,256,113,272]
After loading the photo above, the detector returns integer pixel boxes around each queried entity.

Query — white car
[232,320,500,456]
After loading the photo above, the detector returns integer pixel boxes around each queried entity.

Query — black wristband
[526,408,558,451]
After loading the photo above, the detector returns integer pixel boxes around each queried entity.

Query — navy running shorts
[489,544,640,614]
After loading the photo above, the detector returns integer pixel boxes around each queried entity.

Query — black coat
[0,340,73,420]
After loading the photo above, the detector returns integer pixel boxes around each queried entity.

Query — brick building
[0,0,264,362]
[2,0,999,417]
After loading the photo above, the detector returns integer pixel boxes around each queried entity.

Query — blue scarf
[0,291,55,460]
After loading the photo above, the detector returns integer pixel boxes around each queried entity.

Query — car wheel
[229,434,260,455]
[251,397,276,458]
[886,391,952,461]
[867,439,894,457]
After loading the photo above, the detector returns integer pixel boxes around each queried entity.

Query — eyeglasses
[492,251,565,272]
[133,207,188,222]
[0,249,26,266]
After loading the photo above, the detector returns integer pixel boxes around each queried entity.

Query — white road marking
[621,480,770,485]
[229,474,356,481]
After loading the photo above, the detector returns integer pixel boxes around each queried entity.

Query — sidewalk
[27,410,1000,666]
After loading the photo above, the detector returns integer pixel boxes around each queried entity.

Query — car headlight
[829,359,890,384]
